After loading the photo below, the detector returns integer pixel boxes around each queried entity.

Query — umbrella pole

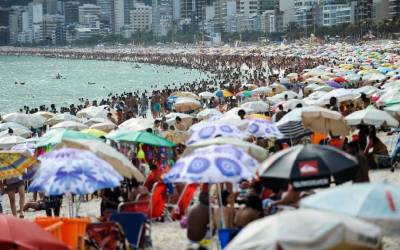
[217,184,226,229]
[208,188,214,246]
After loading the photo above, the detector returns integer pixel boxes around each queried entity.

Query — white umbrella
[47,113,82,126]
[226,209,382,250]
[84,117,112,126]
[240,101,269,113]
[51,121,88,131]
[267,91,299,104]
[252,86,272,95]
[224,107,253,117]
[183,137,268,162]
[0,122,29,132]
[345,106,399,127]
[0,135,27,148]
[35,111,55,120]
[119,118,154,131]
[90,122,117,132]
[199,91,214,99]
[301,106,349,136]
[196,109,222,120]
[170,91,200,100]
[317,88,356,105]
[76,106,108,119]
[0,128,32,138]
[3,113,45,128]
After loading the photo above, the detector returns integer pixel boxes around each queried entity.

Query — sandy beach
[1,168,398,249]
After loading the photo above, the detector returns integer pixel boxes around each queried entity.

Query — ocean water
[0,55,208,114]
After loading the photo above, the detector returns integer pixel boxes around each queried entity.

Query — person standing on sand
[2,177,25,218]
[140,94,148,118]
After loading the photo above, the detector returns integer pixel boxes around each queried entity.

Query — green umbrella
[36,129,100,148]
[107,130,176,147]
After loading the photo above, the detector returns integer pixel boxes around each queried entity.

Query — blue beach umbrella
[300,182,400,235]
[186,123,247,145]
[29,148,122,195]
[246,119,283,139]
[164,145,259,184]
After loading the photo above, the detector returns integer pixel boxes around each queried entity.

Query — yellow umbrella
[222,89,233,97]
[245,114,271,121]
[81,128,107,138]
[0,150,36,180]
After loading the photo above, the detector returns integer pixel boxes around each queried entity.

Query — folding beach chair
[218,228,241,249]
[149,182,168,219]
[109,212,148,249]
[85,221,128,250]
[375,132,400,171]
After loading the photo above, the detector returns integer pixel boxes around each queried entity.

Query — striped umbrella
[276,121,312,140]
[0,150,36,180]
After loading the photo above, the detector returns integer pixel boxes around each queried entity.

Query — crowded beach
[0,39,400,250]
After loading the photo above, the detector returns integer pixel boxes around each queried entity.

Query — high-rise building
[64,0,80,24]
[9,6,27,44]
[78,3,101,23]
[0,7,10,44]
[388,0,399,17]
[33,1,44,42]
[320,0,355,27]
[259,0,276,13]
[98,0,113,25]
[240,0,259,16]
[113,0,125,33]
[42,14,65,44]
[355,0,373,22]
[294,0,318,29]
[152,0,173,36]
[180,0,206,25]
[130,3,152,32]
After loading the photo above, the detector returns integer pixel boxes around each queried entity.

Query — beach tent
[345,106,399,127]
[225,209,382,250]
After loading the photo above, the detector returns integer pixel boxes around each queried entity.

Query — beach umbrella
[376,87,400,106]
[276,121,312,141]
[240,101,269,113]
[196,109,222,120]
[301,106,349,136]
[81,128,107,138]
[0,135,27,149]
[353,85,379,97]
[345,106,399,127]
[11,143,36,155]
[269,83,287,93]
[246,119,283,139]
[29,148,123,195]
[0,150,36,180]
[318,88,356,105]
[183,137,268,163]
[76,106,108,119]
[164,145,259,184]
[236,90,253,98]
[35,111,55,120]
[300,182,400,235]
[0,215,69,250]
[107,130,175,147]
[305,77,325,85]
[0,127,32,138]
[224,107,253,117]
[363,73,387,82]
[36,129,99,148]
[325,80,342,88]
[225,209,382,250]
[0,122,29,132]
[332,76,347,83]
[214,89,233,98]
[84,117,111,126]
[89,122,116,132]
[162,130,190,144]
[272,99,307,112]
[252,86,272,95]
[173,97,201,112]
[287,72,298,79]
[119,117,154,131]
[47,113,82,126]
[54,139,144,181]
[199,91,214,99]
[187,123,247,145]
[259,144,358,191]
[51,121,88,131]
[245,113,271,121]
[170,91,200,100]
[3,113,45,129]
[314,85,334,92]
[267,91,299,104]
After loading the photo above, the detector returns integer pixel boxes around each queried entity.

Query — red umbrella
[333,76,347,83]
[0,215,69,250]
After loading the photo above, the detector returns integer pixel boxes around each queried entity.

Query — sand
[0,169,399,249]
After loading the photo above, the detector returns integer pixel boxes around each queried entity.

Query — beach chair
[104,209,117,221]
[85,222,127,250]
[218,228,241,249]
[167,183,199,220]
[374,133,400,171]
[109,212,147,249]
[149,182,168,219]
